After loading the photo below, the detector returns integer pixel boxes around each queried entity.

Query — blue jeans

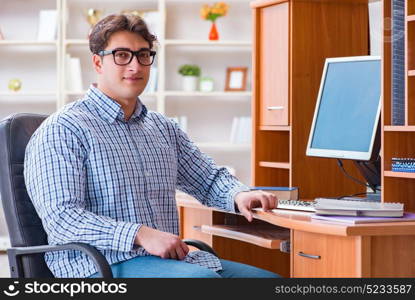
[90,255,280,278]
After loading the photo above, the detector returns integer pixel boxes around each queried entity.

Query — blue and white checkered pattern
[24,85,250,278]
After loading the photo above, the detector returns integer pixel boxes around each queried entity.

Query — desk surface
[176,196,415,237]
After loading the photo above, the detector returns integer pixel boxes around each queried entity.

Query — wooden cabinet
[259,2,289,126]
[291,229,415,278]
[292,230,361,277]
[252,0,370,198]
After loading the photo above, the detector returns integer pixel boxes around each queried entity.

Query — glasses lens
[138,50,153,66]
[114,50,133,65]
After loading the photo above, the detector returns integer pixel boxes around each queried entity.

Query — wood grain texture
[290,0,369,198]
[370,235,415,277]
[180,207,212,247]
[259,2,289,126]
[292,230,360,277]
[252,0,370,199]
[201,224,289,249]
[212,236,290,277]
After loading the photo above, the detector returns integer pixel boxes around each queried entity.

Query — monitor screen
[306,56,381,161]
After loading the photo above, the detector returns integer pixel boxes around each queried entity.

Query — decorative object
[85,9,103,27]
[199,77,214,92]
[37,10,58,41]
[8,79,22,92]
[178,64,200,92]
[225,67,247,91]
[121,9,145,17]
[121,10,160,40]
[85,9,103,37]
[200,2,229,40]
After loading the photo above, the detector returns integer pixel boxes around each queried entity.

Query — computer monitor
[306,56,381,194]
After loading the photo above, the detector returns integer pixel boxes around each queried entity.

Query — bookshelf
[0,0,253,184]
[382,0,415,211]
[251,0,370,199]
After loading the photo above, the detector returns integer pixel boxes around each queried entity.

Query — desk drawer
[292,230,359,277]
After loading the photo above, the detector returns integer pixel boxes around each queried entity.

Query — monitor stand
[353,156,381,201]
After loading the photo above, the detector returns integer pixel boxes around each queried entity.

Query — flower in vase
[200,2,229,22]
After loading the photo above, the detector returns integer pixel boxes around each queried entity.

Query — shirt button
[144,171,151,177]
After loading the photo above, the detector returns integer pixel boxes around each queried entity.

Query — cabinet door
[292,230,360,277]
[259,2,289,126]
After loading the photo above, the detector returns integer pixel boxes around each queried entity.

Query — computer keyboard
[277,200,316,212]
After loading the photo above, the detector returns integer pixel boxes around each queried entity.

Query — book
[391,0,405,125]
[230,116,252,144]
[66,55,83,92]
[315,208,403,217]
[250,186,299,201]
[311,212,415,224]
[37,10,57,41]
[315,197,403,217]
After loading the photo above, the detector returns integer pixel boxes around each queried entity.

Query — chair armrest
[183,239,218,257]
[7,242,113,278]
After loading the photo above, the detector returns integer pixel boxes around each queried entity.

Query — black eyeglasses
[98,48,156,66]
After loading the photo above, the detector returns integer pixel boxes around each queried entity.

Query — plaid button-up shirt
[24,85,250,278]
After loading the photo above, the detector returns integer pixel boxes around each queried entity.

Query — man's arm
[173,121,276,220]
[24,123,139,252]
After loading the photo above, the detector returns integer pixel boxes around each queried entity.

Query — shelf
[200,224,289,249]
[407,15,415,22]
[196,142,251,151]
[64,91,158,98]
[64,39,88,46]
[384,126,415,132]
[164,91,251,98]
[64,39,252,48]
[259,125,291,131]
[384,171,415,179]
[164,39,252,47]
[258,161,290,169]
[0,40,57,46]
[0,91,56,97]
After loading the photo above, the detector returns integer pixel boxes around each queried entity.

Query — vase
[182,76,198,92]
[209,22,219,41]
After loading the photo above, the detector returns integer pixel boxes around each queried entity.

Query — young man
[24,14,279,278]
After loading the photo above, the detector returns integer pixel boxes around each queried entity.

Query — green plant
[178,64,201,77]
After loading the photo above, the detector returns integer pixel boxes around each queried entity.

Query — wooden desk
[177,194,415,278]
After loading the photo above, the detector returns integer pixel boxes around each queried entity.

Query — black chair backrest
[0,113,52,277]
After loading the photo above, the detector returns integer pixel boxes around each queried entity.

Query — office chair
[0,113,217,278]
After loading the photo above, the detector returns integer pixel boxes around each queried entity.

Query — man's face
[93,30,152,102]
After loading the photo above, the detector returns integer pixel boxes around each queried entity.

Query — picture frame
[225,67,247,91]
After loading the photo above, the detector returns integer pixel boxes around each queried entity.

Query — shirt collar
[86,84,147,124]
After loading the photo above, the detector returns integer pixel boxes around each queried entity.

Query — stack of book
[391,157,415,173]
[314,198,404,217]
[229,116,251,144]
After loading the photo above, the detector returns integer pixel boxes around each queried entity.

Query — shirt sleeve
[24,123,140,252]
[173,122,250,212]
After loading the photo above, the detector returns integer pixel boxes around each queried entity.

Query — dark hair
[89,14,157,54]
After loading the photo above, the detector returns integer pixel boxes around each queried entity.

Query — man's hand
[234,190,278,222]
[134,226,189,260]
